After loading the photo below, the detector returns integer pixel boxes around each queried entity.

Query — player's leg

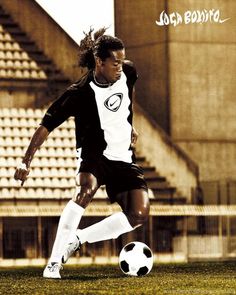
[116,188,150,228]
[48,173,98,262]
[62,189,149,263]
[62,160,149,263]
[78,188,149,241]
[43,172,99,278]
[62,210,134,263]
[79,188,150,242]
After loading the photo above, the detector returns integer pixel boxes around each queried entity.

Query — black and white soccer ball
[119,241,153,276]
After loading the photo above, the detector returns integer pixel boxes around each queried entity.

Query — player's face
[96,49,125,84]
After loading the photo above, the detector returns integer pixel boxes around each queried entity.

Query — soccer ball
[119,241,153,276]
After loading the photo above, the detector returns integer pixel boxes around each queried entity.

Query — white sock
[49,200,84,263]
[77,212,134,244]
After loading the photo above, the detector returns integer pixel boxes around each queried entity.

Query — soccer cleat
[43,262,63,279]
[62,236,81,264]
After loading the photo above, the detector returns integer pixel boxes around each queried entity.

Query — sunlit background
[35,0,114,43]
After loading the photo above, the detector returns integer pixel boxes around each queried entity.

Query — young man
[14,29,149,279]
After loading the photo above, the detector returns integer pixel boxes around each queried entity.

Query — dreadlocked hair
[78,27,124,70]
[78,27,107,69]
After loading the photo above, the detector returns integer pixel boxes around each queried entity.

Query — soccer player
[14,28,150,279]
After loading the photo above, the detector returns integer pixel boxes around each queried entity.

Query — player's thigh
[116,189,150,225]
[73,172,99,207]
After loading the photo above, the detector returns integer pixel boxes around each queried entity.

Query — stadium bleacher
[0,107,107,200]
[0,107,183,203]
[0,24,47,80]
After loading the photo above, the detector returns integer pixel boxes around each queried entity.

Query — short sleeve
[40,89,77,132]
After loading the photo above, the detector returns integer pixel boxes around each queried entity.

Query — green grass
[1,262,236,295]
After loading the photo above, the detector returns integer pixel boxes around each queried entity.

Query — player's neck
[93,71,111,86]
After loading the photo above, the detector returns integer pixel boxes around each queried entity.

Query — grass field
[1,262,236,295]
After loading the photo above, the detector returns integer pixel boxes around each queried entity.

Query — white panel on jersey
[90,71,132,163]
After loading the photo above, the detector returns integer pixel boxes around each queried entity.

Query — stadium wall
[168,0,236,182]
[115,0,236,184]
[114,0,170,132]
[0,0,82,82]
[134,104,198,199]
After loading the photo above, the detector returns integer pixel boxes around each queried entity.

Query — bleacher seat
[6,50,13,59]
[0,108,108,200]
[12,43,20,51]
[0,177,9,187]
[1,187,13,198]
[0,23,47,80]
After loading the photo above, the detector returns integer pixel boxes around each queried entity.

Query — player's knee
[126,206,150,228]
[73,184,96,208]
[73,173,98,208]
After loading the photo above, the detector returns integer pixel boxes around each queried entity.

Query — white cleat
[62,236,81,264]
[43,262,63,279]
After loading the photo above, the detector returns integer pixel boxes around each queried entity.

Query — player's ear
[95,57,105,68]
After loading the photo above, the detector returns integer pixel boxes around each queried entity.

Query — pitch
[1,262,236,294]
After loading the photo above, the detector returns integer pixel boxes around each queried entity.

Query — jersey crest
[104,93,123,112]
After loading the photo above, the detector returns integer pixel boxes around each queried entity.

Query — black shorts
[78,156,148,203]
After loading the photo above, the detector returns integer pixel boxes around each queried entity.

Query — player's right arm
[14,125,50,186]
[14,87,77,186]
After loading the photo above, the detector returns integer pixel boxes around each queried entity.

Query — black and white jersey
[41,61,138,163]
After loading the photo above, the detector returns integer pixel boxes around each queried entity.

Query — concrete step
[135,153,187,204]
[2,26,24,35]
[0,5,69,84]
[16,43,44,54]
[10,34,35,44]
[151,196,187,205]
[143,170,166,182]
[0,15,16,27]
[151,185,176,194]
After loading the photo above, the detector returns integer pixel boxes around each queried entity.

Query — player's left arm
[131,87,139,147]
[131,126,138,148]
[123,60,139,147]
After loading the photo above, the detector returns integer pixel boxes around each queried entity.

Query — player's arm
[131,126,138,147]
[14,125,50,186]
[131,87,138,148]
[123,60,139,148]
[14,88,76,186]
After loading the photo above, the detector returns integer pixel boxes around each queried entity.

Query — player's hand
[131,127,138,148]
[14,163,30,186]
